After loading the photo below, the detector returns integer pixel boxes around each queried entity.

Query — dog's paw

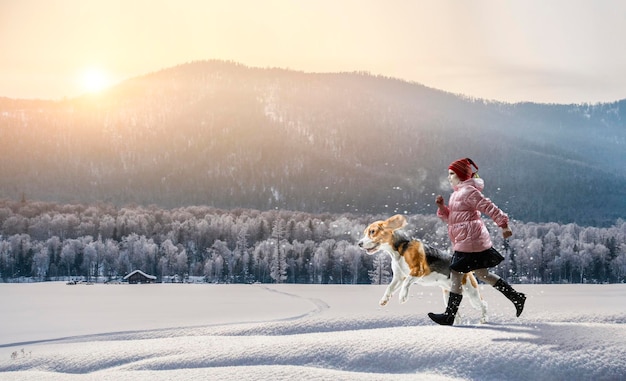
[399,290,409,304]
[379,296,391,306]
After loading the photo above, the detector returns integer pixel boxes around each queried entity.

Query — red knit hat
[448,158,478,181]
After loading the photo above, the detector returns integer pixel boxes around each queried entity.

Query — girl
[429,158,526,325]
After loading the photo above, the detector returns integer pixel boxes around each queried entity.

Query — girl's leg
[428,270,464,326]
[450,269,464,294]
[474,268,526,317]
[472,268,500,286]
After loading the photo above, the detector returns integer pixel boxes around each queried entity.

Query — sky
[1,0,625,104]
[1,283,625,380]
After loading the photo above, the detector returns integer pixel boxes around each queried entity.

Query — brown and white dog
[358,214,488,323]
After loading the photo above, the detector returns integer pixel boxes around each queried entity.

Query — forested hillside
[1,60,625,226]
[1,200,625,284]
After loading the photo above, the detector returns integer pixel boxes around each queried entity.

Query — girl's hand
[502,226,513,239]
[435,195,445,209]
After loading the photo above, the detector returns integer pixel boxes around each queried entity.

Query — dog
[358,214,488,323]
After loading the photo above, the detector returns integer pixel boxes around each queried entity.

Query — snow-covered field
[0,282,624,381]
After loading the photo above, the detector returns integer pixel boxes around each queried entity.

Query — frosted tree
[203,258,214,282]
[50,214,69,240]
[284,241,299,283]
[60,240,77,280]
[175,250,188,280]
[0,240,12,280]
[579,226,600,245]
[195,218,212,253]
[42,236,62,279]
[559,233,577,282]
[269,239,288,283]
[235,227,251,283]
[28,213,52,241]
[613,244,626,282]
[312,219,330,241]
[98,214,116,240]
[289,240,309,283]
[331,240,349,284]
[344,244,364,284]
[159,239,179,280]
[64,214,80,239]
[542,231,560,281]
[32,245,49,281]
[90,237,107,282]
[329,217,358,241]
[128,235,158,275]
[312,246,329,284]
[518,238,542,283]
[102,239,119,280]
[142,237,159,276]
[210,250,224,282]
[269,219,288,283]
[77,217,97,238]
[122,233,145,271]
[7,234,33,278]
[572,243,593,283]
[589,243,609,282]
[82,242,98,282]
[368,252,390,285]
[292,219,314,243]
[212,240,233,282]
[253,240,273,282]
[1,215,27,236]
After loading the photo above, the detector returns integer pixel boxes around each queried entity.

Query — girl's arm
[467,189,509,229]
[435,195,450,222]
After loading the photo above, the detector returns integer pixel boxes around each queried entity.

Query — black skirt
[449,247,505,273]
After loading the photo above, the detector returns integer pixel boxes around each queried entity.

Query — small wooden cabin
[123,270,157,284]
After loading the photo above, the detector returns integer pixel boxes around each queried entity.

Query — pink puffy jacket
[437,178,509,253]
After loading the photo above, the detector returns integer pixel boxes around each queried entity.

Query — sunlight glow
[79,67,111,94]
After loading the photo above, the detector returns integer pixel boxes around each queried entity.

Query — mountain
[1,60,625,226]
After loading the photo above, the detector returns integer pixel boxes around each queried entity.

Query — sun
[79,67,112,94]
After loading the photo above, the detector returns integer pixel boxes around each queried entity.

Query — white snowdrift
[0,283,624,381]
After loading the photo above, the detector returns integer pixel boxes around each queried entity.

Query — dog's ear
[385,214,407,230]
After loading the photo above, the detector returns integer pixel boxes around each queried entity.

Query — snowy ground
[0,282,624,381]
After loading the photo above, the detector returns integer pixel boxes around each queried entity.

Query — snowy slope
[0,283,624,381]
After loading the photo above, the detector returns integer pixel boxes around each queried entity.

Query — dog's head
[358,214,408,254]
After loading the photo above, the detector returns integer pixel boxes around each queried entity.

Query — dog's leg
[380,261,405,305]
[379,271,402,306]
[462,274,489,323]
[398,275,416,303]
[380,281,395,306]
[441,288,449,307]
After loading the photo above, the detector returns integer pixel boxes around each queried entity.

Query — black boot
[428,292,462,326]
[494,279,526,317]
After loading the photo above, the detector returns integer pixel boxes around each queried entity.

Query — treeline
[1,199,625,284]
